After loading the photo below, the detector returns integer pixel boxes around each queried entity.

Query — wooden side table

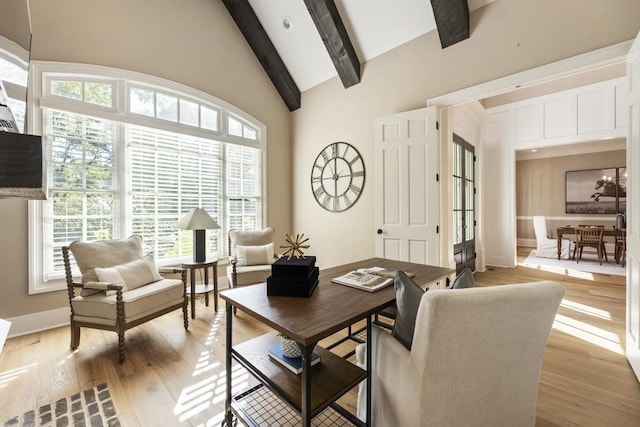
[181,259,218,318]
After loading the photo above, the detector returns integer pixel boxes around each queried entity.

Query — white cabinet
[515,103,543,142]
[488,78,627,149]
[545,95,576,139]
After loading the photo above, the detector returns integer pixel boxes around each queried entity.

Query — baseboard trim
[518,239,536,247]
[5,307,69,338]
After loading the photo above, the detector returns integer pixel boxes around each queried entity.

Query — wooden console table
[556,227,623,260]
[220,257,454,427]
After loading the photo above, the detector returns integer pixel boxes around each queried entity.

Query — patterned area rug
[523,249,625,277]
[3,383,120,427]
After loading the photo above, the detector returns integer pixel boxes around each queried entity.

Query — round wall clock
[310,142,365,212]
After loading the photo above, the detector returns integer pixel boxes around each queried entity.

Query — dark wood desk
[556,227,623,260]
[220,257,454,427]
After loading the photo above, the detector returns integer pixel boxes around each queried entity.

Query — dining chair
[574,226,607,265]
[533,216,571,259]
[615,229,627,267]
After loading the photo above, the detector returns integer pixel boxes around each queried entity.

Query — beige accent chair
[356,281,565,426]
[62,235,188,363]
[227,227,277,289]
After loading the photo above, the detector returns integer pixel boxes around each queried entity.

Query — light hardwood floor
[1,248,639,426]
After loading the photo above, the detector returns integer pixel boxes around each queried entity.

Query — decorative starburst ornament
[280,233,310,260]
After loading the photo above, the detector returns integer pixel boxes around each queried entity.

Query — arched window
[28,62,265,293]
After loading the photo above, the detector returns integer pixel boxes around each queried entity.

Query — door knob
[377,229,383,235]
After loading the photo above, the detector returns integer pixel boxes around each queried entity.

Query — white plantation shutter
[45,109,116,276]
[128,125,223,260]
[226,144,261,231]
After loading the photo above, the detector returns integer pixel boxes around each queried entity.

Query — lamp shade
[177,208,220,230]
[177,208,219,263]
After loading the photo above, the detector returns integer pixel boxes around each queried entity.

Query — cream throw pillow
[69,235,144,283]
[94,252,162,291]
[236,243,274,266]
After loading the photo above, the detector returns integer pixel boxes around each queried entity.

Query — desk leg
[301,342,313,427]
[222,301,235,427]
[204,266,210,307]
[557,235,562,260]
[366,316,372,427]
[213,264,218,312]
[190,268,196,319]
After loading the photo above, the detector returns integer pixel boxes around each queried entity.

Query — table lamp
[177,208,220,263]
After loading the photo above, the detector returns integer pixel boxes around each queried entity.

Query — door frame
[428,39,633,272]
[452,133,476,274]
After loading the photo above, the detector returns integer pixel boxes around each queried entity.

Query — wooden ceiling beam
[303,0,361,88]
[221,0,301,111]
[430,0,470,49]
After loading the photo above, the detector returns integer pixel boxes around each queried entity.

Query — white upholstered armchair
[227,227,277,289]
[356,281,565,426]
[63,235,188,363]
[533,215,571,259]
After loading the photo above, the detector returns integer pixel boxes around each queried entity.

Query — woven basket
[281,338,302,358]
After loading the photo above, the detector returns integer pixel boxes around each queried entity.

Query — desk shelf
[231,333,366,419]
[232,383,356,427]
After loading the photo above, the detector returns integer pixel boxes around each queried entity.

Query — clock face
[311,142,365,212]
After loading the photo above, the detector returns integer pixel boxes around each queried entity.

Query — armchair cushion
[69,235,144,282]
[236,243,275,266]
[94,252,162,291]
[229,227,275,258]
[391,271,425,350]
[226,264,272,287]
[71,278,184,325]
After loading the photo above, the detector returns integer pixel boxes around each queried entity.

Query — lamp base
[193,229,206,263]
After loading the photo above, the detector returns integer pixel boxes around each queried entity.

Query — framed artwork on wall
[565,167,626,214]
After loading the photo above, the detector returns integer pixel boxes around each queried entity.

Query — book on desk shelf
[267,345,321,374]
[331,267,396,292]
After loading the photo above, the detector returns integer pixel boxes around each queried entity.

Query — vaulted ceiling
[221,0,494,111]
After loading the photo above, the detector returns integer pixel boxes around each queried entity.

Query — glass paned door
[452,134,476,274]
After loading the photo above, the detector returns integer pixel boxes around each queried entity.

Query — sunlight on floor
[0,363,37,390]
[174,309,251,424]
[552,312,624,355]
[519,260,597,281]
[561,298,612,320]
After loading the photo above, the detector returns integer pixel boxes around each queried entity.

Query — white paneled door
[374,107,439,265]
[627,31,640,382]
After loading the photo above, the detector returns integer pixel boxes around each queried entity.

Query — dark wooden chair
[615,229,627,267]
[574,226,607,265]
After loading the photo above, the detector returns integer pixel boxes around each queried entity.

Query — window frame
[0,35,29,132]
[27,61,267,294]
